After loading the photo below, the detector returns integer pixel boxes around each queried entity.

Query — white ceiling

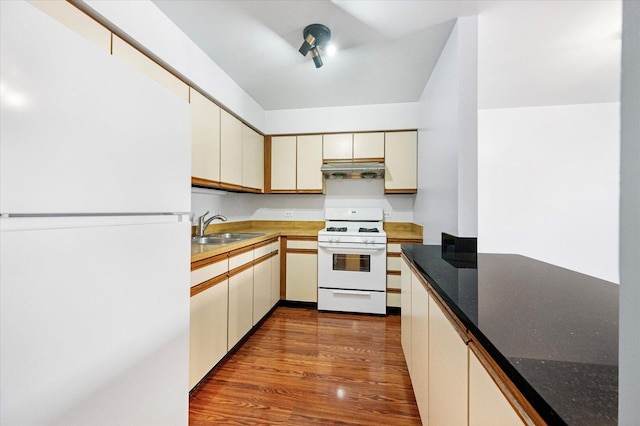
[152,0,622,111]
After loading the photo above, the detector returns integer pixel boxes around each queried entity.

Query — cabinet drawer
[254,242,273,258]
[287,240,317,250]
[191,259,228,286]
[387,243,401,253]
[318,289,386,315]
[387,256,401,271]
[229,249,254,270]
[387,274,401,290]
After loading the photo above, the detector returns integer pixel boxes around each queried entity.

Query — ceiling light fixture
[298,23,331,68]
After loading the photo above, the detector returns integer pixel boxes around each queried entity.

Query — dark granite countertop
[402,245,619,426]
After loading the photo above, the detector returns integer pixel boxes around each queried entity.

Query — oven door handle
[317,242,386,251]
[331,290,374,296]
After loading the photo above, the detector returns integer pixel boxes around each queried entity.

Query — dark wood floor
[189,306,422,425]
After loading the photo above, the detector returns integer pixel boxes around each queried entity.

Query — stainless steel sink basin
[191,232,265,245]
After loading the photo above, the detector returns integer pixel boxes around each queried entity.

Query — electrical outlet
[284,211,293,217]
[384,211,392,218]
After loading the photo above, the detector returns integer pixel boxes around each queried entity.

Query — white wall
[415,17,478,244]
[265,102,419,134]
[619,0,640,422]
[83,0,265,131]
[476,1,621,283]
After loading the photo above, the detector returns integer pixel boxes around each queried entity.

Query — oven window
[333,253,370,272]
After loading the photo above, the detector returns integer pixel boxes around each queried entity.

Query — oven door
[317,242,387,291]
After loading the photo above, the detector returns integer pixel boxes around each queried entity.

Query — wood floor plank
[189,306,422,425]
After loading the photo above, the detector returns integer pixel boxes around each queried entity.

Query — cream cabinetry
[242,124,264,192]
[469,346,525,426]
[323,133,353,160]
[112,35,189,102]
[428,294,469,426]
[385,131,417,193]
[220,110,243,188]
[189,255,228,390]
[270,240,281,308]
[228,248,254,350]
[400,258,412,370]
[190,88,221,184]
[253,242,272,325]
[270,135,322,193]
[270,136,297,191]
[285,239,318,302]
[353,132,385,159]
[296,135,323,192]
[411,269,430,422]
[29,0,111,52]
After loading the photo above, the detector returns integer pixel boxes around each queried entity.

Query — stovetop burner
[326,227,347,232]
[359,227,380,233]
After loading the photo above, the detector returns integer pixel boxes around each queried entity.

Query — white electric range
[317,208,387,315]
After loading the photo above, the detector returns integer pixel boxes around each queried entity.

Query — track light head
[298,24,331,68]
[310,47,323,68]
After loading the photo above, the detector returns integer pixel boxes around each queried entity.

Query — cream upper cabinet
[190,88,220,183]
[112,35,189,102]
[428,294,468,426]
[353,132,384,159]
[242,124,264,192]
[323,133,353,160]
[469,347,525,426]
[297,135,323,191]
[385,131,417,193]
[270,136,297,191]
[220,110,243,187]
[29,0,111,52]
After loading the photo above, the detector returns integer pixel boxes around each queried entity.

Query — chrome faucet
[196,211,227,237]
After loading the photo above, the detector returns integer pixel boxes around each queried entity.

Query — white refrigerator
[1,2,191,425]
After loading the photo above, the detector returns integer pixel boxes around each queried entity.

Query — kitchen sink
[191,232,265,245]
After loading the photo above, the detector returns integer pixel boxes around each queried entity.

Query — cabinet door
[190,89,221,183]
[253,258,271,325]
[410,271,429,422]
[189,278,228,389]
[242,124,264,192]
[385,131,417,192]
[297,135,323,191]
[270,136,297,191]
[469,348,525,426]
[270,242,281,308]
[353,132,384,159]
[400,258,412,370]
[428,293,468,426]
[323,133,353,160]
[112,35,189,102]
[228,267,253,349]
[286,247,318,302]
[220,110,243,187]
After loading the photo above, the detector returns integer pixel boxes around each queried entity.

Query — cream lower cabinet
[428,294,469,426]
[400,257,412,370]
[285,239,318,302]
[270,240,281,308]
[228,248,254,349]
[189,255,229,390]
[469,346,525,426]
[253,241,273,325]
[411,270,429,422]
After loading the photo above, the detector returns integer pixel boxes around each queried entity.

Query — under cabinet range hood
[321,162,385,179]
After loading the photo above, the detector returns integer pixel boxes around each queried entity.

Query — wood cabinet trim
[387,252,402,258]
[267,129,418,137]
[387,270,401,276]
[254,251,277,266]
[387,288,401,294]
[286,236,318,242]
[228,245,254,258]
[190,273,228,297]
[286,248,318,255]
[191,253,228,271]
[385,188,418,194]
[387,238,423,244]
[191,177,221,189]
[280,237,287,299]
[228,261,253,278]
